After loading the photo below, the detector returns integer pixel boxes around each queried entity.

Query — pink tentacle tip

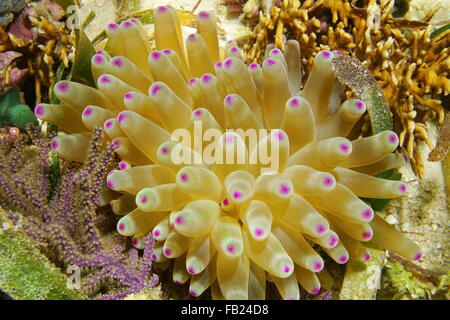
[50,140,59,150]
[273,131,285,140]
[107,23,118,30]
[283,265,291,273]
[364,253,371,261]
[414,252,422,260]
[339,143,350,154]
[161,147,169,155]
[150,84,162,96]
[189,290,198,297]
[96,50,105,55]
[389,134,398,144]
[323,176,335,187]
[355,100,365,110]
[361,208,374,220]
[225,95,234,106]
[225,135,235,144]
[174,280,182,285]
[265,58,276,66]
[117,112,127,124]
[313,262,323,271]
[279,184,291,195]
[320,50,332,59]
[151,253,157,261]
[122,21,133,28]
[233,190,242,199]
[99,75,111,84]
[151,51,162,60]
[201,74,213,83]
[329,236,338,247]
[188,34,197,41]
[157,6,168,13]
[180,173,189,182]
[230,47,239,53]
[118,223,125,231]
[106,179,114,189]
[124,92,133,100]
[83,107,93,117]
[226,244,236,254]
[222,197,229,206]
[112,140,120,150]
[224,59,233,69]
[290,97,300,107]
[338,255,349,263]
[316,224,327,235]
[139,194,148,204]
[153,229,160,238]
[175,216,184,226]
[399,183,407,193]
[112,58,123,68]
[163,248,172,257]
[34,105,44,117]
[362,231,372,240]
[271,49,282,55]
[162,49,172,55]
[132,239,138,246]
[311,287,321,294]
[187,267,196,275]
[189,78,197,86]
[118,162,128,170]
[193,109,203,117]
[93,55,105,64]
[249,63,259,70]
[198,11,209,18]
[215,61,223,68]
[105,120,113,129]
[254,228,265,238]
[56,82,69,93]
[130,18,138,24]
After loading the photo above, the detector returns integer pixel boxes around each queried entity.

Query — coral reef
[0,125,158,299]
[33,5,423,300]
[242,0,449,176]
[0,0,75,103]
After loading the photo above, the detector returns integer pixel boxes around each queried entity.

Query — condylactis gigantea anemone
[34,6,422,300]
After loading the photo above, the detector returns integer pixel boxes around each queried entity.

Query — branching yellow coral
[35,5,421,300]
[243,0,449,176]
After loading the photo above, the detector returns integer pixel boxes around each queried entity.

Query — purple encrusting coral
[0,125,158,299]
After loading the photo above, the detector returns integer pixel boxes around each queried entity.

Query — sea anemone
[35,5,421,300]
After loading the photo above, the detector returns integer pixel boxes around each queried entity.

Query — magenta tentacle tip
[266,58,276,66]
[271,48,282,55]
[290,97,300,107]
[389,134,398,144]
[399,183,407,193]
[224,59,233,69]
[230,47,239,53]
[254,228,264,238]
[34,105,44,117]
[313,262,323,271]
[338,255,349,263]
[163,248,172,257]
[112,58,123,68]
[339,143,350,154]
[189,78,197,86]
[273,131,285,141]
[106,179,114,189]
[139,194,148,204]
[198,11,209,18]
[118,162,128,170]
[175,216,184,226]
[153,230,160,238]
[99,75,111,84]
[83,107,93,117]
[189,290,198,297]
[193,109,203,117]
[94,55,105,64]
[122,20,133,28]
[162,49,172,55]
[355,100,365,110]
[233,190,242,199]
[329,236,338,247]
[150,84,162,96]
[201,74,213,83]
[225,95,234,106]
[364,253,371,261]
[56,82,69,93]
[362,231,372,240]
[279,183,291,195]
[188,33,197,41]
[157,6,168,13]
[187,267,196,275]
[311,287,321,294]
[124,92,133,100]
[105,120,113,129]
[215,61,223,68]
[222,197,229,206]
[118,223,125,231]
[151,253,157,261]
[283,265,291,273]
[414,252,422,260]
[132,239,138,246]
[161,147,169,155]
[50,139,59,150]
[249,63,259,70]
[362,208,374,220]
[112,140,120,150]
[226,244,236,254]
[320,50,332,59]
[334,50,343,56]
[174,280,182,285]
[225,135,235,144]
[323,176,334,187]
[107,23,118,30]
[151,51,162,60]
[117,112,127,124]
[316,224,326,235]
[180,173,189,182]
[96,50,105,55]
